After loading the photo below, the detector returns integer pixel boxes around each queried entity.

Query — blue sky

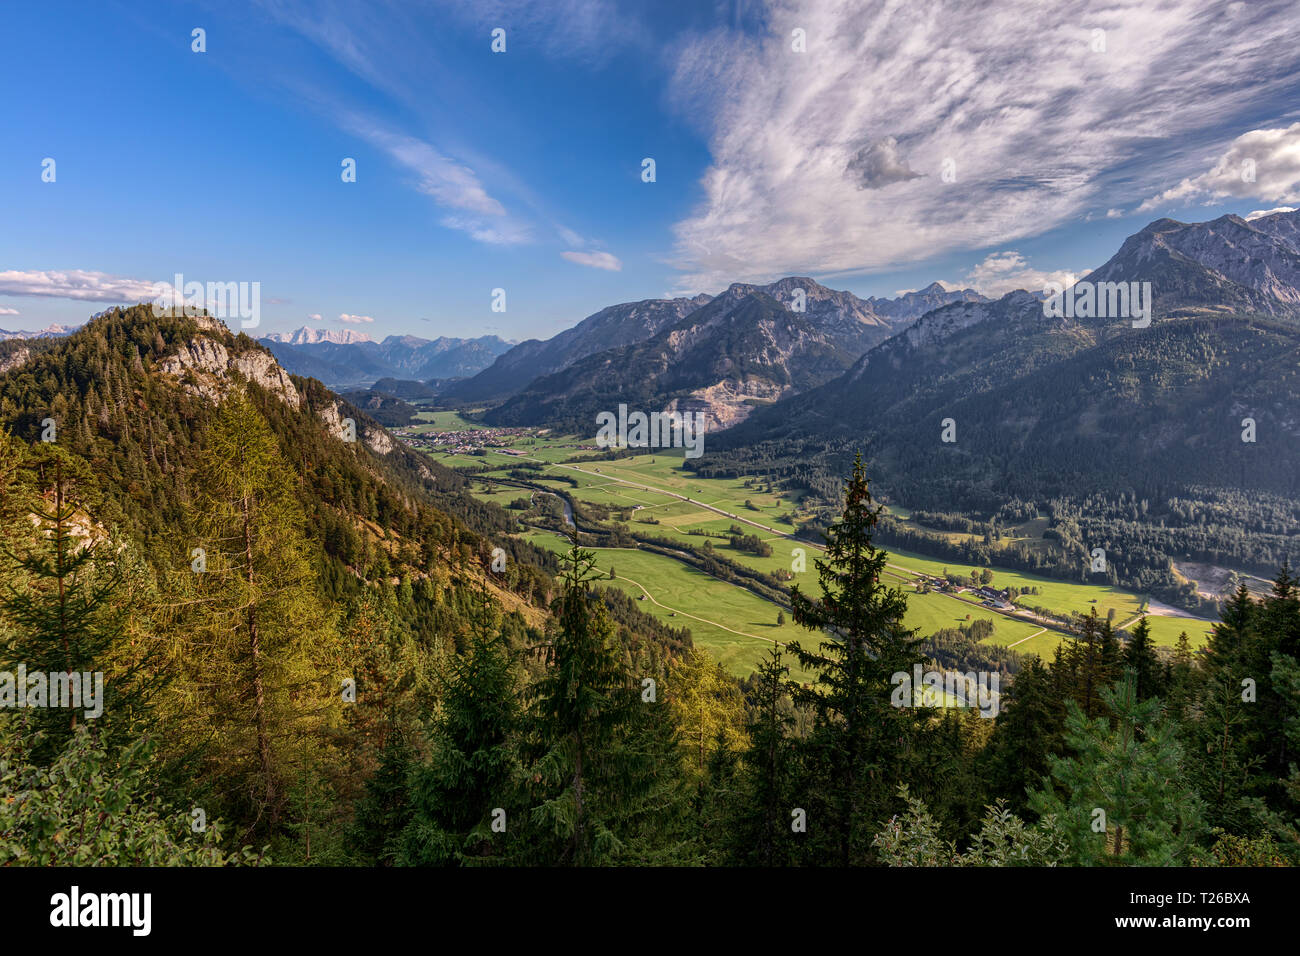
[3,0,1300,342]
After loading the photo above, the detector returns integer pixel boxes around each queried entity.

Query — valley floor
[398,412,1216,678]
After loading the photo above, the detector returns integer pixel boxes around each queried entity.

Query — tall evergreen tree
[786,454,924,865]
[522,540,653,865]
[0,443,124,760]
[165,390,341,835]
[731,645,798,866]
[401,587,522,866]
[1122,616,1165,701]
[984,656,1064,813]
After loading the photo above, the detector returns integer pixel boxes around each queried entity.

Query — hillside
[438,294,712,404]
[483,277,935,432]
[0,307,563,617]
[701,213,1300,606]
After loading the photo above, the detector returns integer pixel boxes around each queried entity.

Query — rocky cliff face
[317,397,396,456]
[1085,210,1300,319]
[158,334,301,410]
[0,346,31,375]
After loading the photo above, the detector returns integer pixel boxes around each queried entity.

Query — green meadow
[421,426,1214,674]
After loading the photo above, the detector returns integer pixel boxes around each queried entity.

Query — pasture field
[524,530,811,679]
[420,425,1215,667]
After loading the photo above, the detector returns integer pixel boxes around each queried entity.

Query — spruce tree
[731,645,798,866]
[1122,616,1165,701]
[0,443,123,759]
[522,539,651,865]
[785,454,923,865]
[347,727,414,866]
[984,656,1064,813]
[401,588,522,866]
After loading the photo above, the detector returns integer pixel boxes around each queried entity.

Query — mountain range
[0,323,75,341]
[260,328,514,389]
[471,278,985,429]
[264,327,376,345]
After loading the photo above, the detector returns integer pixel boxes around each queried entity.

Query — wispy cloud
[343,118,531,244]
[338,312,374,324]
[666,0,1300,293]
[439,0,647,66]
[562,250,623,271]
[0,307,19,316]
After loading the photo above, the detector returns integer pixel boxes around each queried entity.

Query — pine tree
[984,656,1063,813]
[785,454,923,865]
[0,443,124,759]
[1189,663,1263,835]
[347,727,414,866]
[1165,631,1197,723]
[1030,670,1202,865]
[731,645,797,866]
[1071,608,1116,719]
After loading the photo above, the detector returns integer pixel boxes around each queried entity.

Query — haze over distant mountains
[260,328,513,389]
[0,323,74,342]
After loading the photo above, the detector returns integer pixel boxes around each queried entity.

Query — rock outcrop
[158,335,301,409]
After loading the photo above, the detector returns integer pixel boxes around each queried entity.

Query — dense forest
[2,310,1298,866]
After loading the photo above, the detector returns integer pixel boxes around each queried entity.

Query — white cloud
[561,250,623,272]
[308,312,323,321]
[0,307,19,315]
[1106,208,1124,219]
[0,269,161,302]
[338,313,374,324]
[666,0,1300,293]
[1246,206,1297,220]
[1138,123,1300,212]
[957,251,1089,298]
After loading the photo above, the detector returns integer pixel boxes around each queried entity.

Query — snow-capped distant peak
[263,326,374,345]
[0,323,77,341]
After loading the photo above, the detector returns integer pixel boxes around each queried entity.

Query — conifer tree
[786,454,923,865]
[731,644,797,866]
[984,656,1064,812]
[666,647,746,780]
[166,390,341,834]
[1189,664,1263,835]
[401,586,522,866]
[0,443,123,759]
[1030,671,1202,865]
[1165,631,1198,723]
[1122,616,1165,701]
[347,727,414,866]
[522,540,650,865]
